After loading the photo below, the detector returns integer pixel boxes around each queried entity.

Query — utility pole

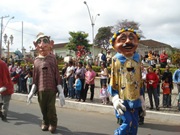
[0,15,9,58]
[84,1,100,58]
[22,21,23,53]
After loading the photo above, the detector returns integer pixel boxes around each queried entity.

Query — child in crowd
[26,71,33,94]
[161,77,171,107]
[100,83,109,105]
[74,74,82,102]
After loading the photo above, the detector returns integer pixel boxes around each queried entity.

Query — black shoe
[0,111,2,117]
[41,124,48,131]
[139,121,144,125]
[156,107,160,111]
[149,107,153,110]
[90,99,93,102]
[167,105,171,108]
[1,115,7,122]
[81,99,85,102]
[117,118,123,125]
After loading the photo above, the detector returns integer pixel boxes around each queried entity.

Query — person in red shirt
[146,66,159,110]
[161,77,171,107]
[160,50,168,68]
[0,59,14,121]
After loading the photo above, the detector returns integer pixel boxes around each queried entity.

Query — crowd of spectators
[60,53,111,103]
[141,50,170,68]
[0,54,33,94]
[140,63,180,111]
[8,61,33,94]
[1,49,179,112]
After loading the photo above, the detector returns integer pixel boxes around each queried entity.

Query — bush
[58,64,111,73]
[58,64,64,71]
[157,67,177,74]
[92,66,101,72]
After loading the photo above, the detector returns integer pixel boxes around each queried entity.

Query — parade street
[0,100,179,135]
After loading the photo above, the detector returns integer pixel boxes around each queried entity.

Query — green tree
[94,26,113,52]
[112,19,145,38]
[171,51,180,66]
[171,47,180,54]
[66,31,91,52]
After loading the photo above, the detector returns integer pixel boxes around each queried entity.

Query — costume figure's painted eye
[43,38,49,44]
[36,38,50,44]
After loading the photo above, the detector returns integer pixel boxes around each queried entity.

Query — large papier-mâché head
[110,28,140,57]
[33,32,54,56]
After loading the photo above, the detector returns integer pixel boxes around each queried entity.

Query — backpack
[101,53,107,61]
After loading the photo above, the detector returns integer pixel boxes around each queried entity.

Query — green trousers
[38,91,57,126]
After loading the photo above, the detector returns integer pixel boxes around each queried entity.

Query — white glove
[112,95,126,115]
[27,84,37,104]
[57,85,65,107]
[0,87,7,93]
[139,95,146,116]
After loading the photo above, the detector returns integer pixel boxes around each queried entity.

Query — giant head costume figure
[33,32,54,56]
[108,27,146,135]
[110,28,140,57]
[27,32,65,133]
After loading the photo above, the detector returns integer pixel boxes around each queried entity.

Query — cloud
[0,0,180,52]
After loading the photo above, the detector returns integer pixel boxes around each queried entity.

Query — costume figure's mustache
[122,43,135,49]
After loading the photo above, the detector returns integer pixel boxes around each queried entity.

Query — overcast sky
[1,0,180,52]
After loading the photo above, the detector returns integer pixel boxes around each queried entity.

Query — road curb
[11,93,180,124]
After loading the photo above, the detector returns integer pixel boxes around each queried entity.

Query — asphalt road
[0,100,179,135]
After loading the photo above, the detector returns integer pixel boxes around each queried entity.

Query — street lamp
[3,16,15,33]
[4,33,13,64]
[0,16,14,58]
[84,1,100,57]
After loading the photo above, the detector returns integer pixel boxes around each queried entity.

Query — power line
[5,26,68,41]
[5,26,70,43]
[6,26,36,37]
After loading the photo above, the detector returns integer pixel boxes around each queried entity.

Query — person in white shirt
[99,62,108,88]
[85,51,93,65]
[100,84,109,105]
[98,50,103,66]
[65,61,75,98]
[106,50,112,66]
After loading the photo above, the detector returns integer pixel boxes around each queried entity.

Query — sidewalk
[11,77,180,124]
[11,92,180,125]
[92,77,180,113]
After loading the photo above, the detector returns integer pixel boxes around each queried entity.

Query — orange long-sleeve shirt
[162,82,170,94]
